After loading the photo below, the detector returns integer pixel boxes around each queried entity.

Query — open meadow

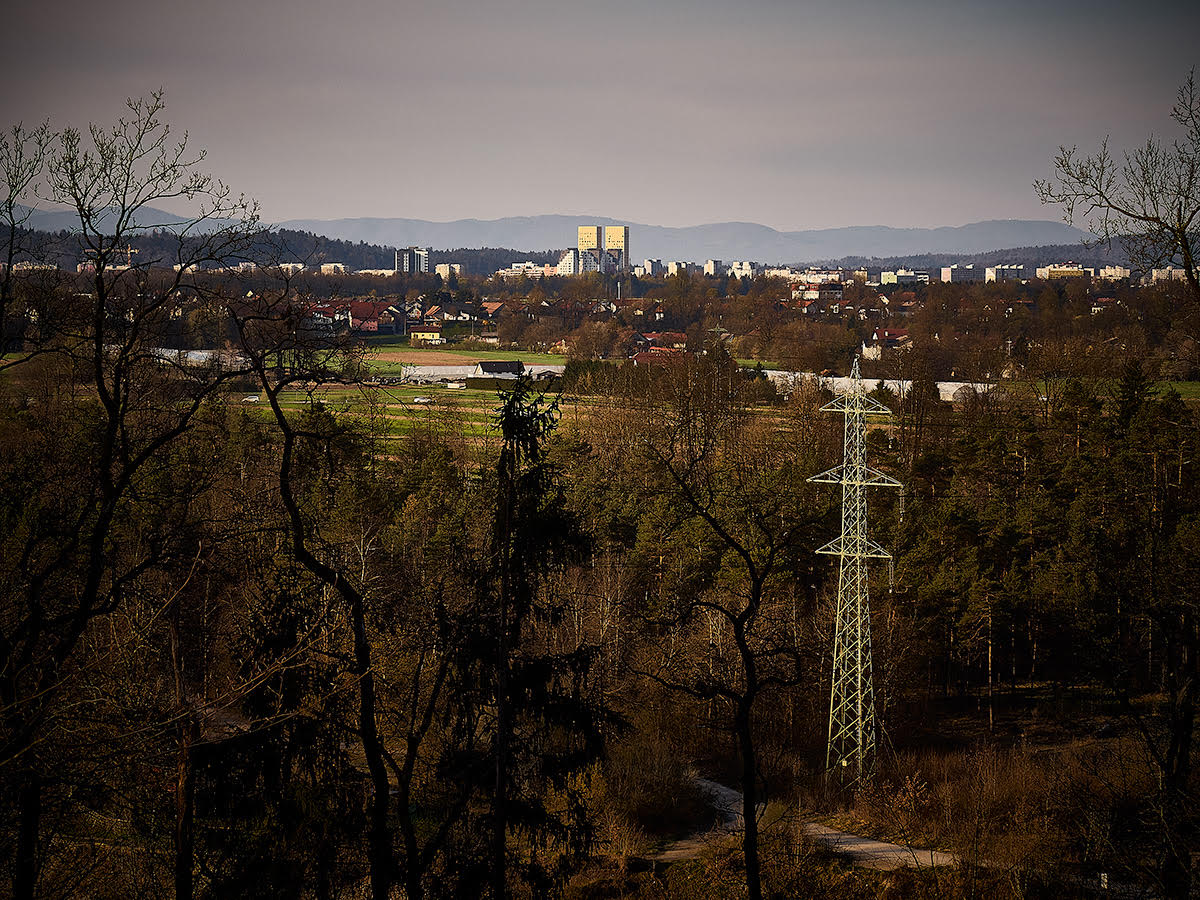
[361,336,567,375]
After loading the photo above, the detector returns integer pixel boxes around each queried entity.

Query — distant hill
[275,215,1093,264]
[821,243,1131,272]
[14,203,1096,269]
[2,217,560,277]
[16,202,223,234]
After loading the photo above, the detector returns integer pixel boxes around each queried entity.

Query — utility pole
[809,357,900,780]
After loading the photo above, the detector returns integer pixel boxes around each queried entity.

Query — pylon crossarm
[815,536,893,559]
[819,393,894,415]
[808,465,902,488]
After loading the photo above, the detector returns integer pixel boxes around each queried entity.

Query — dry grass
[814,736,1159,890]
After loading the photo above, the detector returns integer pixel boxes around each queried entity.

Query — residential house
[410,324,444,346]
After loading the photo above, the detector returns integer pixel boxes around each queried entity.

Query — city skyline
[3,0,1197,231]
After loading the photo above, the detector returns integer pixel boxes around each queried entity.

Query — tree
[0,93,267,900]
[1036,74,1200,899]
[0,120,52,352]
[637,348,825,900]
[469,377,606,898]
[1036,70,1200,304]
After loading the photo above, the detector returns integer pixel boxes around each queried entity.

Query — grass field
[1163,381,1200,399]
[264,382,574,441]
[361,336,568,367]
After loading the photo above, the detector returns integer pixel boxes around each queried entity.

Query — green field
[1163,381,1200,400]
[264,382,571,441]
[361,336,567,366]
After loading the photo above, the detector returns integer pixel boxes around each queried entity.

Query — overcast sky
[3,0,1197,230]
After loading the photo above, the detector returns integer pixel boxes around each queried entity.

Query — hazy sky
[4,0,1197,230]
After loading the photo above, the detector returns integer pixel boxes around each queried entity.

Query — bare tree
[0,94,264,900]
[0,121,53,353]
[1035,70,1200,303]
[635,350,827,900]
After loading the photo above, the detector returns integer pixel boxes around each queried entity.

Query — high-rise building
[395,247,431,274]
[571,225,631,273]
[577,226,602,253]
[604,225,630,270]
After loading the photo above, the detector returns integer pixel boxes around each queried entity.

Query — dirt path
[799,822,958,870]
[652,778,957,871]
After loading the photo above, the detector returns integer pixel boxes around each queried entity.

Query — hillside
[275,214,1092,264]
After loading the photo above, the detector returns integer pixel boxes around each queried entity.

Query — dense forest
[2,95,1198,900]
[0,222,559,279]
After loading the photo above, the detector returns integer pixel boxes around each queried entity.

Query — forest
[1,96,1198,900]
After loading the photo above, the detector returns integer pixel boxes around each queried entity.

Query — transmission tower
[809,358,900,780]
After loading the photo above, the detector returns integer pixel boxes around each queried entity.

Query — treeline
[820,241,1131,272]
[432,247,560,276]
[1,221,562,279]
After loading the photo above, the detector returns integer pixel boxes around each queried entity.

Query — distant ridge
[15,204,1092,265]
[274,215,1092,264]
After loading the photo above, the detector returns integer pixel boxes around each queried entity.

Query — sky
[3,0,1198,231]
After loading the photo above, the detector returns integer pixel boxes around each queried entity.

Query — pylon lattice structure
[809,358,900,780]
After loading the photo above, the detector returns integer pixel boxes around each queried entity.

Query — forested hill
[268,232,559,274]
[3,222,1116,276]
[261,231,560,275]
[819,242,1130,271]
[0,223,558,275]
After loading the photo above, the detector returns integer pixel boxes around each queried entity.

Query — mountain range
[275,215,1092,264]
[16,204,1092,264]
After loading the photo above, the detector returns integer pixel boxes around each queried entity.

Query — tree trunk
[14,770,41,900]
[1160,613,1196,900]
[737,707,762,900]
[174,712,198,900]
[349,592,393,900]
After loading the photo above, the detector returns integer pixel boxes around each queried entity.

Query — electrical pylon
[809,358,900,780]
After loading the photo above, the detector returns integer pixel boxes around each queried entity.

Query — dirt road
[653,778,957,872]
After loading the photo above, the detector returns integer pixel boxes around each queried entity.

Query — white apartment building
[396,247,430,274]
[1036,263,1092,279]
[497,261,549,279]
[880,269,929,285]
[704,259,723,277]
[728,261,757,279]
[776,267,844,283]
[320,262,347,275]
[986,264,1026,282]
[939,264,986,283]
[1096,265,1132,280]
[435,263,463,280]
[1151,266,1193,282]
[556,249,580,276]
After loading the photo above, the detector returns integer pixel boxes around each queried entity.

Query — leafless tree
[1,121,53,353]
[0,93,268,900]
[1036,70,1200,304]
